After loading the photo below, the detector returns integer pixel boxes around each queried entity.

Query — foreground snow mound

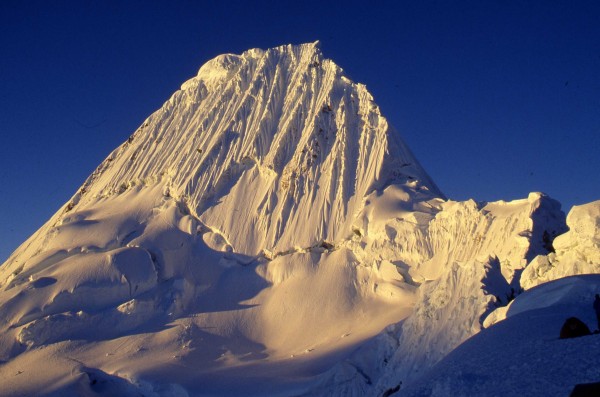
[400,275,600,397]
[521,200,600,289]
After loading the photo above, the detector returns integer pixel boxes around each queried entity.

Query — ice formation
[521,200,600,289]
[0,43,598,397]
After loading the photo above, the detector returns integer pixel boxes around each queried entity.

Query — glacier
[0,42,598,397]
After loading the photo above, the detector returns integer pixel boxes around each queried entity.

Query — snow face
[15,41,440,259]
[0,42,594,397]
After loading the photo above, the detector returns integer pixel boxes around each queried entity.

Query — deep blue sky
[1,1,599,261]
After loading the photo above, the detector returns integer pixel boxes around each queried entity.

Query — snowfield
[0,43,598,397]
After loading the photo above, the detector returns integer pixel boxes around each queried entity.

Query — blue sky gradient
[1,1,599,261]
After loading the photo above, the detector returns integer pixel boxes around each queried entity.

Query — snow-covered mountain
[1,42,598,397]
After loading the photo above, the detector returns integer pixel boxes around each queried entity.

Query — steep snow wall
[375,257,510,388]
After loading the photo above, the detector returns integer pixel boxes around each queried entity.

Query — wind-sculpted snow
[521,200,600,289]
[352,191,566,287]
[0,43,594,397]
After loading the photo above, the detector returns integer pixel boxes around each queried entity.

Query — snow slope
[0,43,596,397]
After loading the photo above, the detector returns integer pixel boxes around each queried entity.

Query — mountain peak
[187,42,325,92]
[49,42,442,255]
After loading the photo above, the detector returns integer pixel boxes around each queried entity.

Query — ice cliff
[521,200,600,289]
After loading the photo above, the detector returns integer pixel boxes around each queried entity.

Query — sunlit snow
[0,43,598,397]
